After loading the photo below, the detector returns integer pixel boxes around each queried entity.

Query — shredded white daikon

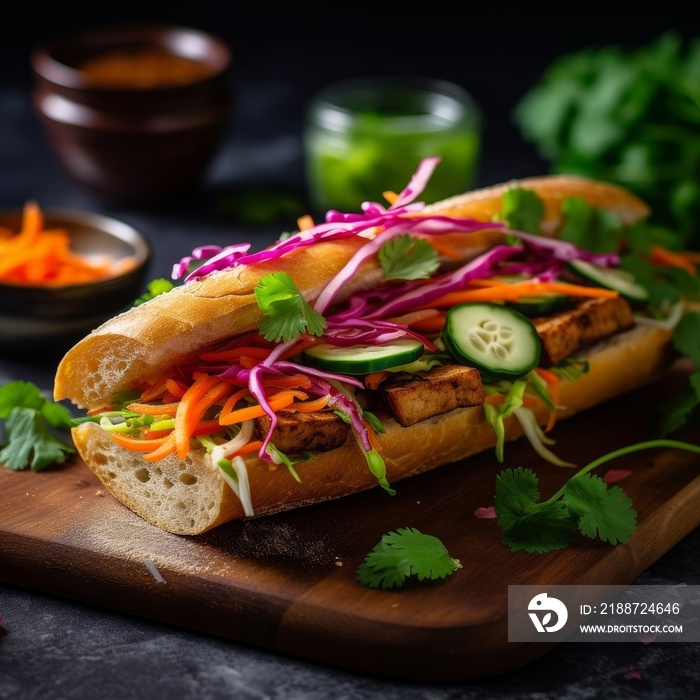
[211,420,256,517]
[514,407,576,468]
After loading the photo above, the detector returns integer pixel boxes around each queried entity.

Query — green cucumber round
[302,338,424,375]
[568,260,648,303]
[507,293,572,317]
[441,302,541,380]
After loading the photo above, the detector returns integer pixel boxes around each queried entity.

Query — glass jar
[304,76,481,214]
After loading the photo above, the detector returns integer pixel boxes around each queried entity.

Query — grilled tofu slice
[380,364,485,427]
[534,296,634,366]
[255,410,350,455]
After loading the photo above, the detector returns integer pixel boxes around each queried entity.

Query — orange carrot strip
[165,378,187,399]
[262,374,313,390]
[649,245,697,275]
[410,313,447,333]
[364,371,389,390]
[219,388,253,418]
[297,214,315,231]
[535,367,561,432]
[219,390,305,426]
[428,237,465,260]
[419,281,617,309]
[362,418,382,452]
[289,395,331,413]
[278,336,322,360]
[387,309,442,326]
[174,375,222,460]
[230,440,264,458]
[143,434,178,463]
[110,433,169,452]
[127,402,180,416]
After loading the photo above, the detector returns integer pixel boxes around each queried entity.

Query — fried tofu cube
[381,364,485,427]
[255,410,349,455]
[534,296,634,366]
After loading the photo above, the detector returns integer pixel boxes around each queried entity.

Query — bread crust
[71,323,674,535]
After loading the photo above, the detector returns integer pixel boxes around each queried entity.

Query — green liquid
[305,109,480,213]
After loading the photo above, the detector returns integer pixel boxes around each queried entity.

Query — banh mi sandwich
[53,158,697,535]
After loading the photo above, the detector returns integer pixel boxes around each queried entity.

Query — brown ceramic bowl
[31,24,233,205]
[0,208,151,358]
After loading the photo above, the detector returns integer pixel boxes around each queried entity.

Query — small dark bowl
[31,24,233,205]
[0,208,151,358]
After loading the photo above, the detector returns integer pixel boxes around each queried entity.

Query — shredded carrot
[383,190,399,205]
[219,389,307,426]
[143,434,178,463]
[174,375,225,460]
[428,237,465,260]
[230,440,264,458]
[110,433,169,452]
[289,395,331,413]
[418,280,618,309]
[297,214,315,231]
[387,309,442,327]
[410,312,447,333]
[165,378,187,399]
[649,245,697,275]
[262,374,313,390]
[535,367,561,432]
[278,336,322,360]
[0,200,138,285]
[127,402,180,416]
[362,418,382,452]
[364,371,389,390]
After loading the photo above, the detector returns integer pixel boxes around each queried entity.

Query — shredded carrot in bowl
[0,201,139,287]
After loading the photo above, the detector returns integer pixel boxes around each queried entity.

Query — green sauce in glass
[304,77,481,214]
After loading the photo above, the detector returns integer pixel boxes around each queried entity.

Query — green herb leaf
[655,371,700,437]
[559,196,624,253]
[501,188,545,234]
[378,234,439,280]
[494,467,577,553]
[356,527,461,590]
[673,311,700,367]
[0,407,74,471]
[254,272,327,342]
[133,278,175,307]
[563,474,637,545]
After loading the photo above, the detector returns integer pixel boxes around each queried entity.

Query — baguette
[54,166,683,535]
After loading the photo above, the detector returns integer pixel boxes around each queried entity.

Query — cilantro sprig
[378,234,439,280]
[254,271,327,343]
[356,527,461,590]
[0,381,75,471]
[493,439,700,553]
[133,278,174,307]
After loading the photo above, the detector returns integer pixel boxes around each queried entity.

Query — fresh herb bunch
[514,33,700,250]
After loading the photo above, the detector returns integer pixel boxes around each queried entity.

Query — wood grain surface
[1,363,699,681]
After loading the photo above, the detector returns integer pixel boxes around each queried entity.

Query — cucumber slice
[442,303,541,381]
[507,293,572,317]
[302,338,424,375]
[568,260,648,302]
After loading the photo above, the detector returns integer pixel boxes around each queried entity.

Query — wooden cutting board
[1,363,699,681]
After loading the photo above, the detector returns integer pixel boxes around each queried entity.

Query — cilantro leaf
[501,187,545,234]
[563,475,637,545]
[559,196,624,253]
[254,272,327,342]
[356,527,461,590]
[655,371,700,437]
[673,311,700,367]
[495,467,577,553]
[0,407,74,471]
[378,234,439,280]
[0,380,44,416]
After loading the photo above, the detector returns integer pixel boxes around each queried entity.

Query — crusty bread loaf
[56,172,665,535]
[70,323,673,535]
